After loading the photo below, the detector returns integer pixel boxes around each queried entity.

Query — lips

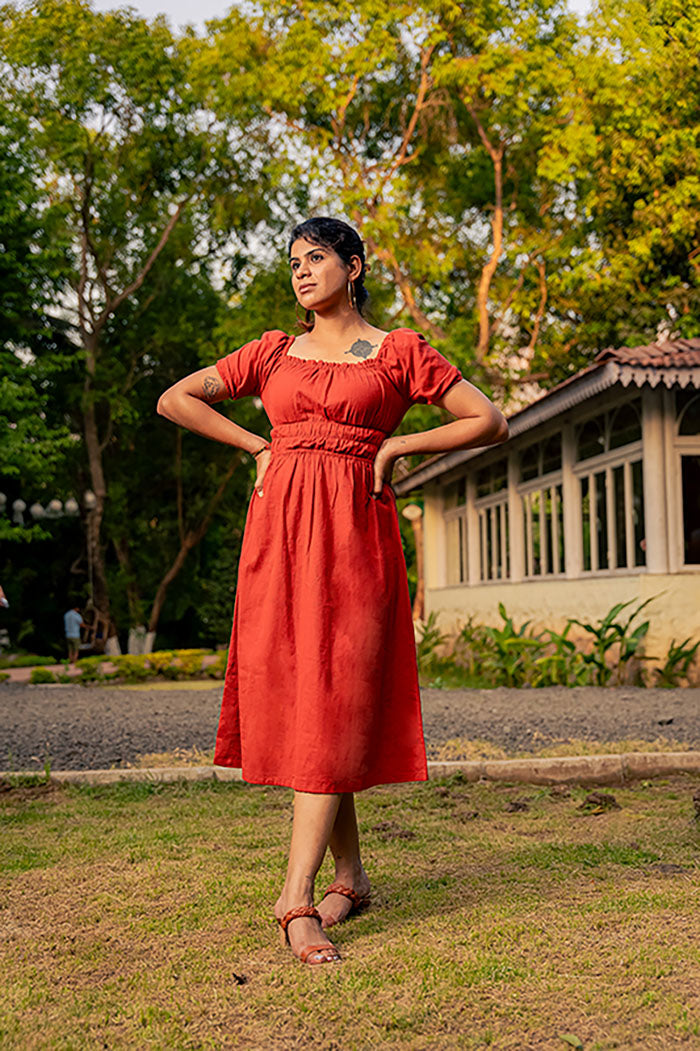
[299,284,316,293]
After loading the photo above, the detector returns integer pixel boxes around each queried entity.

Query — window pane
[531,490,541,575]
[556,483,565,573]
[577,417,605,461]
[581,476,591,571]
[682,455,700,563]
[494,504,501,578]
[542,434,562,474]
[545,488,554,574]
[595,471,608,569]
[486,508,494,580]
[492,459,508,492]
[476,467,491,498]
[458,517,465,581]
[445,479,466,509]
[632,460,646,566]
[610,400,642,449]
[505,504,510,578]
[520,444,540,481]
[523,495,530,576]
[614,464,627,568]
[679,394,700,436]
[479,512,486,580]
[446,517,461,584]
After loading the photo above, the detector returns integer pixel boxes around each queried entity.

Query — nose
[295,258,310,281]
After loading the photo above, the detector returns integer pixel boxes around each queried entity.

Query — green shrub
[654,637,700,688]
[146,651,176,674]
[204,653,228,679]
[0,671,9,683]
[29,667,57,684]
[75,657,105,683]
[175,653,203,678]
[0,654,56,669]
[570,598,654,686]
[111,655,155,682]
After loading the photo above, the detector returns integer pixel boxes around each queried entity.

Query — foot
[274,895,340,964]
[316,868,371,930]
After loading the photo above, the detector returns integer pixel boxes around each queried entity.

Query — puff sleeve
[402,330,463,405]
[215,330,286,399]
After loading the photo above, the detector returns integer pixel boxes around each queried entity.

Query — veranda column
[561,420,582,577]
[423,486,446,592]
[507,450,524,581]
[641,386,669,573]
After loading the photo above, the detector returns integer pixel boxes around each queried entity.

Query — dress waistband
[270,420,386,461]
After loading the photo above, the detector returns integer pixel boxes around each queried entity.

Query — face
[289,237,360,312]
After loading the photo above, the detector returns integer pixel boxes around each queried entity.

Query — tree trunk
[82,333,110,616]
[146,453,241,634]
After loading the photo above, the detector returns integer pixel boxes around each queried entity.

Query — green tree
[0,0,275,628]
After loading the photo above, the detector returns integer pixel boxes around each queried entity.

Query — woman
[157,217,508,966]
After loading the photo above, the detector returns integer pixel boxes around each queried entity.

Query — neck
[307,303,363,342]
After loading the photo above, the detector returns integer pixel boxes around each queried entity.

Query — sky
[92,0,593,33]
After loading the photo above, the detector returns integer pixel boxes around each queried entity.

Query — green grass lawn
[1,774,699,1050]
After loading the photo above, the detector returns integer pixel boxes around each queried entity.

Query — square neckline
[284,330,394,367]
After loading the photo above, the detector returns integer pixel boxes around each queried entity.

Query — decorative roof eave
[394,363,700,496]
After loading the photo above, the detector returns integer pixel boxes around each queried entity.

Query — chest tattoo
[345,338,378,360]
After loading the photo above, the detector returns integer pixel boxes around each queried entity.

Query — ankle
[334,860,366,885]
[282,875,315,906]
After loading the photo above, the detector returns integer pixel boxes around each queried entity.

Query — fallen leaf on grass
[232,973,248,986]
[558,1035,584,1049]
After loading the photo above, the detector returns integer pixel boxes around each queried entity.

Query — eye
[311,252,324,262]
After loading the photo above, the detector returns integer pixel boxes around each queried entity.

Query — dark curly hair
[288,217,368,330]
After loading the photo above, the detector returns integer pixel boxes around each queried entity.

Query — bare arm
[156,366,267,455]
[373,379,508,494]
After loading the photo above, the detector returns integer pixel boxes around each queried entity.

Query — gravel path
[1,682,698,772]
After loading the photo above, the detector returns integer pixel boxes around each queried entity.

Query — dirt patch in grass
[1,775,699,1048]
[432,735,697,762]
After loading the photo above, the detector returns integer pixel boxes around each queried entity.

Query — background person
[63,605,85,664]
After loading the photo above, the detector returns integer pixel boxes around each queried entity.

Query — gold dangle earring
[347,279,357,312]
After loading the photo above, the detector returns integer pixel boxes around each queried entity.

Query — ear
[347,254,363,282]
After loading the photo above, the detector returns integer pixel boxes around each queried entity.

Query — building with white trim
[394,340,700,664]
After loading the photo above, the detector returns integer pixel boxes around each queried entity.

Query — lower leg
[317,793,370,928]
[275,791,342,960]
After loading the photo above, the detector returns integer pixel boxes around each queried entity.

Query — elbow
[156,389,173,418]
[494,414,509,444]
[483,410,509,446]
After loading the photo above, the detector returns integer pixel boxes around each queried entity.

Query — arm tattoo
[345,338,377,360]
[202,375,222,401]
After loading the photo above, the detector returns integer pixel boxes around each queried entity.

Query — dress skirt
[212,328,463,792]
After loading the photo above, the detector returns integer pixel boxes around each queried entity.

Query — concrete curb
[2,752,700,787]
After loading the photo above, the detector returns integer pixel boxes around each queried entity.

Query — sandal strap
[278,905,322,933]
[322,882,368,909]
[300,944,341,965]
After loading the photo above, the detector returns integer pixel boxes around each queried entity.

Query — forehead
[290,237,334,261]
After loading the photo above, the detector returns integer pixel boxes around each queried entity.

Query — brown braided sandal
[320,883,371,928]
[277,905,341,965]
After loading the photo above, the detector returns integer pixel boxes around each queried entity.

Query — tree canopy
[1,0,697,654]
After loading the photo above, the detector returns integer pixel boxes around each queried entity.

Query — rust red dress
[213,328,462,792]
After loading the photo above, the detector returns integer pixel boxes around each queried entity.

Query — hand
[371,438,399,496]
[254,448,272,497]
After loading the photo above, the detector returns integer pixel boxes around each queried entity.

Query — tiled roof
[595,338,700,368]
